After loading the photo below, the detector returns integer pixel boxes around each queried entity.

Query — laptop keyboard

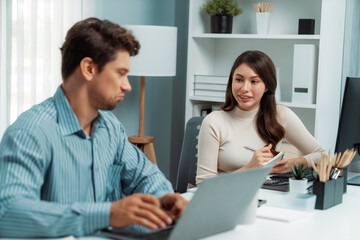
[262,169,315,192]
[264,178,289,186]
[264,169,315,186]
[127,227,173,240]
[102,225,173,240]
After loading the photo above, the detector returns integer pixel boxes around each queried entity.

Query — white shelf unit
[192,33,321,40]
[185,0,347,151]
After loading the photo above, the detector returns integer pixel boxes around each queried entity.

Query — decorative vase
[210,15,233,33]
[289,178,308,194]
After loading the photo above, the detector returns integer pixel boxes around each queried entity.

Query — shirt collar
[230,105,260,120]
[93,111,107,131]
[54,86,83,136]
[53,86,107,137]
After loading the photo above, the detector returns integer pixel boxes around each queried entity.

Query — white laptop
[101,166,271,240]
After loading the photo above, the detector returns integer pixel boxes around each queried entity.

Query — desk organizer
[313,178,344,210]
[339,167,348,193]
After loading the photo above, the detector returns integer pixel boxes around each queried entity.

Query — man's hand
[159,193,189,222]
[110,193,172,230]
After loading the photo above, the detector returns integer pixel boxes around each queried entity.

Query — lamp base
[128,136,157,165]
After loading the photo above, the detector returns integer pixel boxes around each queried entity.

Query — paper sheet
[256,206,312,222]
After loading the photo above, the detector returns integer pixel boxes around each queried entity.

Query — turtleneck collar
[229,105,260,120]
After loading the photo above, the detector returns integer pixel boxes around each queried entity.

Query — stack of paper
[194,75,227,98]
[256,205,312,222]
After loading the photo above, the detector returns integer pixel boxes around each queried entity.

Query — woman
[196,50,324,185]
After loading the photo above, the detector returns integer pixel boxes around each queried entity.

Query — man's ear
[80,57,97,81]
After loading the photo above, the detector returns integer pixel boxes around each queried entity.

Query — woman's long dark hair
[222,50,285,155]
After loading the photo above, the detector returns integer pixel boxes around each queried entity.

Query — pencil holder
[339,166,348,193]
[313,178,343,210]
[256,12,271,34]
[334,177,344,205]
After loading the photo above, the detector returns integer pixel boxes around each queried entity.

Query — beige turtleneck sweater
[196,104,324,185]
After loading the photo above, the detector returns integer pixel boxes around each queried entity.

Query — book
[194,90,226,98]
[194,82,227,91]
[194,75,228,84]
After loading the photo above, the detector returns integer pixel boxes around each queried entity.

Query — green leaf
[291,161,306,180]
[203,0,243,16]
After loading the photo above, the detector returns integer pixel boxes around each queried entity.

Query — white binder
[292,44,318,104]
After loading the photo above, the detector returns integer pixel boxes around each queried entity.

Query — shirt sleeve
[0,128,111,237]
[115,124,173,198]
[279,106,325,165]
[196,114,220,185]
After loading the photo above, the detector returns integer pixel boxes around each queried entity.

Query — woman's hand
[271,157,307,174]
[271,158,291,174]
[243,144,273,170]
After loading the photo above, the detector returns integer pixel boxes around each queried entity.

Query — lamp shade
[124,25,177,77]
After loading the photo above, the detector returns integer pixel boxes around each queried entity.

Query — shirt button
[94,167,99,173]
[98,197,101,201]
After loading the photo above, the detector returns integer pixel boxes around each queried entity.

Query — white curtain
[341,0,360,102]
[0,0,96,138]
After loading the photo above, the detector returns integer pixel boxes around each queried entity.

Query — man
[0,18,187,237]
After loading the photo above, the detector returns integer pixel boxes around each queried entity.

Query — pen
[243,146,256,152]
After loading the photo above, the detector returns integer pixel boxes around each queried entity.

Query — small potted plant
[203,0,243,34]
[289,162,308,194]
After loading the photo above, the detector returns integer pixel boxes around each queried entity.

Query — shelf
[190,96,225,103]
[190,97,316,109]
[192,33,321,40]
[278,101,316,109]
[186,0,346,151]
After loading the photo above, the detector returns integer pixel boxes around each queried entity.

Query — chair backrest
[175,116,204,193]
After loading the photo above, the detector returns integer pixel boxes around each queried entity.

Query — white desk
[202,184,360,240]
[2,180,360,240]
[80,184,360,240]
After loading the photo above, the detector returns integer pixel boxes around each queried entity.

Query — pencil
[271,3,275,13]
[243,146,256,152]
[309,157,317,171]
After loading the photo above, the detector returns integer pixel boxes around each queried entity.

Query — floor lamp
[125,25,177,165]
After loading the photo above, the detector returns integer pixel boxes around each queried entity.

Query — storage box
[298,19,315,34]
[291,44,318,104]
[313,178,343,210]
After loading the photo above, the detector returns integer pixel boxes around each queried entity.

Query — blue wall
[95,0,188,183]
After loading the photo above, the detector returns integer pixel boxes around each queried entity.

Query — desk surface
[2,179,360,240]
[79,184,360,240]
[203,184,360,240]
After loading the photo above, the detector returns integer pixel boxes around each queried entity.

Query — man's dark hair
[60,18,140,80]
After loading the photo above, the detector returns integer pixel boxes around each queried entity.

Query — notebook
[101,167,271,240]
[262,151,284,168]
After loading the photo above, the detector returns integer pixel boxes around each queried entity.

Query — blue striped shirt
[0,86,173,237]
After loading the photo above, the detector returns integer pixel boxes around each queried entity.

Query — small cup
[289,178,308,194]
[256,12,271,34]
